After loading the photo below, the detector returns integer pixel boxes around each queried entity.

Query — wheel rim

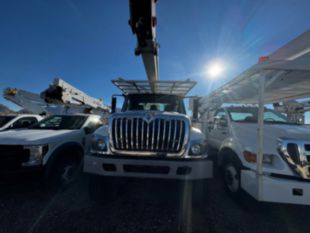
[224,164,239,193]
[61,164,76,184]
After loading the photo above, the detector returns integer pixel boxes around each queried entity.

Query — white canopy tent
[200,29,310,201]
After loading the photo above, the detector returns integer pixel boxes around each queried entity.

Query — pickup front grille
[0,145,30,170]
[110,116,188,154]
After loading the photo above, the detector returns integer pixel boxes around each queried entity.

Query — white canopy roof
[200,30,310,109]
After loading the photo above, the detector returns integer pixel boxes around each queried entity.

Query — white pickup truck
[0,114,102,187]
[207,106,310,201]
[0,114,42,132]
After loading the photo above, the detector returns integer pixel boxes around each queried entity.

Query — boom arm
[4,78,110,115]
[129,0,159,83]
[41,78,108,110]
[273,100,310,124]
[4,88,48,114]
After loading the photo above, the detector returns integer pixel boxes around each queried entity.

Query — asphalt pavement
[0,172,310,233]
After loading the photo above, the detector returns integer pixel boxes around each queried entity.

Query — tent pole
[257,74,265,201]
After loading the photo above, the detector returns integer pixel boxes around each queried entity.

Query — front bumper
[241,170,310,205]
[0,165,43,183]
[84,154,213,180]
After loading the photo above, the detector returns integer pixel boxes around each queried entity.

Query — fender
[44,141,84,167]
[43,141,84,185]
[218,137,245,166]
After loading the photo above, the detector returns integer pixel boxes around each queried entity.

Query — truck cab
[206,105,310,199]
[0,114,42,132]
[84,79,213,202]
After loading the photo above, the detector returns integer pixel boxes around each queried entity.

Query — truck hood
[0,129,79,145]
[111,111,190,119]
[231,122,310,153]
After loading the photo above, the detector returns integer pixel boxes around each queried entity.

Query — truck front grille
[278,139,310,179]
[0,145,30,170]
[110,116,188,154]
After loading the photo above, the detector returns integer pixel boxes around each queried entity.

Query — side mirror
[111,96,117,113]
[84,126,93,135]
[192,98,199,121]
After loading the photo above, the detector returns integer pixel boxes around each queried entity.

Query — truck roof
[112,79,196,96]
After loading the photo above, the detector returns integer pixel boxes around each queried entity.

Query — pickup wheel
[223,160,242,198]
[88,175,123,204]
[45,152,82,190]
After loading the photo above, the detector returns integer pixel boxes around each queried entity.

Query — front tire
[223,160,242,198]
[45,153,82,190]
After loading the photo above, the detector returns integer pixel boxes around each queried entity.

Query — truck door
[208,109,229,149]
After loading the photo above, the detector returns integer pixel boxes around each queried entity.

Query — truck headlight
[23,145,48,166]
[243,150,273,164]
[96,139,107,151]
[91,136,108,154]
[189,142,206,156]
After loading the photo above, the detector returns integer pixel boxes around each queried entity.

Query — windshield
[227,107,291,124]
[122,94,186,114]
[0,116,14,127]
[30,115,87,130]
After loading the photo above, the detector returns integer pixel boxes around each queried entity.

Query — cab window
[11,117,38,129]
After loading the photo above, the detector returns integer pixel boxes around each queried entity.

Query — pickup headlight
[243,150,274,164]
[91,136,108,154]
[23,145,48,166]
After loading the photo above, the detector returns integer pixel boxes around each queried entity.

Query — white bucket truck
[84,79,213,202]
[199,30,310,205]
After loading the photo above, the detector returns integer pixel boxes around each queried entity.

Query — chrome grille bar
[161,119,166,150]
[172,120,177,150]
[146,121,150,149]
[120,118,123,149]
[156,119,160,150]
[136,118,139,149]
[125,118,129,149]
[131,118,134,149]
[151,120,155,150]
[166,120,172,151]
[114,118,119,149]
[176,121,183,151]
[141,120,145,150]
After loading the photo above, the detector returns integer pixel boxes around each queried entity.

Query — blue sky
[1,0,310,111]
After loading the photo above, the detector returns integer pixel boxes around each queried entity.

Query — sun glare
[206,60,226,79]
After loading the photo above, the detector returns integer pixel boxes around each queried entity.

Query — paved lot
[1,173,310,233]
